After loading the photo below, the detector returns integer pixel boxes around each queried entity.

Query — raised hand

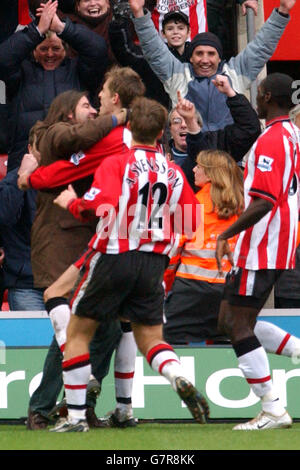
[212,74,236,97]
[176,90,196,122]
[278,0,296,14]
[128,0,145,17]
[36,0,58,35]
[49,12,66,34]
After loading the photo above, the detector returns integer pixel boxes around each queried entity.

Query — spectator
[108,10,192,109]
[177,75,261,190]
[159,10,192,61]
[128,0,295,131]
[0,168,44,311]
[164,149,243,344]
[57,0,117,65]
[165,109,189,167]
[0,0,108,171]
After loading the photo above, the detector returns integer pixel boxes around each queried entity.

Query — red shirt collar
[266,115,290,127]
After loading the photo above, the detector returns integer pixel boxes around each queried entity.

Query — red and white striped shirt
[234,117,300,270]
[68,145,200,257]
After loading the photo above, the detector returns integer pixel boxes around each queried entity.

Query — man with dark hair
[128,0,296,131]
[215,73,300,431]
[49,96,209,432]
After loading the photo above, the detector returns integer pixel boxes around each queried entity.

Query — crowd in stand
[0,0,300,432]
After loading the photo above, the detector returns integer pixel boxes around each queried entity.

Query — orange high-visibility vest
[164,183,239,290]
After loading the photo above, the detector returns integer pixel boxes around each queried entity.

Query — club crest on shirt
[69,151,85,166]
[83,187,101,200]
[257,155,274,172]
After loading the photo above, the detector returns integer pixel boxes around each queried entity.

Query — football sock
[114,322,137,419]
[232,335,285,416]
[45,297,70,353]
[62,353,91,423]
[254,320,300,357]
[147,343,185,391]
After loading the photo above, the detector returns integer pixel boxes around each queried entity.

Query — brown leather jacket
[31,115,114,288]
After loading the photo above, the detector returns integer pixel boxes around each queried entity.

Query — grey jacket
[132,9,290,131]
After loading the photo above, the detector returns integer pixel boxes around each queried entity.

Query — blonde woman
[163,149,243,344]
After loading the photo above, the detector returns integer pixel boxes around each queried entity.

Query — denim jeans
[7,287,45,311]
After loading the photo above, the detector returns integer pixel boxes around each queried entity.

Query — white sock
[233,336,286,416]
[255,320,300,356]
[147,343,185,391]
[114,324,137,415]
[262,390,286,416]
[46,298,70,352]
[62,353,91,423]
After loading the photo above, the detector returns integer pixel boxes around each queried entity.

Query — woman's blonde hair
[196,149,244,219]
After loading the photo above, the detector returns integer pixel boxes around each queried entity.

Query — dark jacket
[0,18,108,171]
[181,93,261,190]
[108,19,190,110]
[0,169,36,289]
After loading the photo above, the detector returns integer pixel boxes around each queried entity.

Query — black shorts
[223,267,284,309]
[70,249,169,325]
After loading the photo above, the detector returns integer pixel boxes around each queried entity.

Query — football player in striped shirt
[216,73,300,431]
[50,96,209,432]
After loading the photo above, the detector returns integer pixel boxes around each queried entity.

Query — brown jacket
[31,115,114,288]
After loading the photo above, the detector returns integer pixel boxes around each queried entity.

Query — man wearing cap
[129,0,296,132]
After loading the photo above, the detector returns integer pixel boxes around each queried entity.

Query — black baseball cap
[162,11,190,29]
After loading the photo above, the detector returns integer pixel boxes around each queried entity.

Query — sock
[45,297,70,353]
[146,343,185,391]
[114,322,137,419]
[233,335,285,416]
[254,320,300,356]
[62,353,91,423]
